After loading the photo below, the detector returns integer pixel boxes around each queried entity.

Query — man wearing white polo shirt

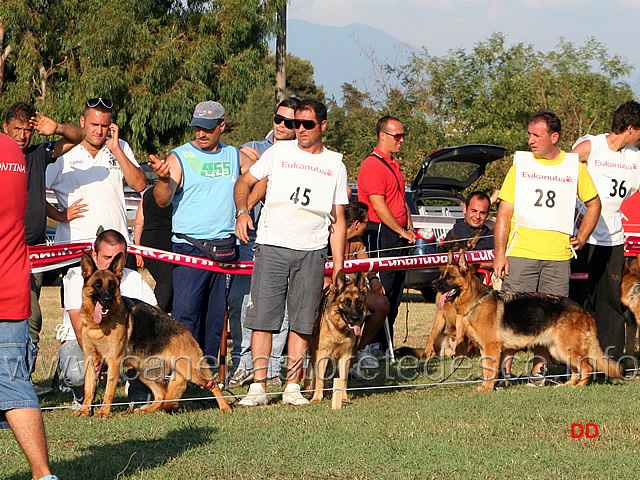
[46,98,146,242]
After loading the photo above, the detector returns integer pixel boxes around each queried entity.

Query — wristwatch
[235,209,250,218]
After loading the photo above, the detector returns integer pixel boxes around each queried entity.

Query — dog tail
[394,346,426,359]
[587,338,624,380]
[595,355,624,380]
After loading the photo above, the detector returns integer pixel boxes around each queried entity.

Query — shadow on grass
[6,425,216,480]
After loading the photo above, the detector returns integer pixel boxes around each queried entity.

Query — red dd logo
[571,423,599,438]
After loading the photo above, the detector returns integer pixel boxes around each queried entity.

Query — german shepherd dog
[73,252,232,417]
[434,251,622,391]
[305,270,368,404]
[621,259,640,358]
[396,229,482,359]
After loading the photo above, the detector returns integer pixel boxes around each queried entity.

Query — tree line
[1,1,635,194]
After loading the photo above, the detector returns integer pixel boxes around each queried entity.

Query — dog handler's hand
[235,212,254,244]
[492,255,509,279]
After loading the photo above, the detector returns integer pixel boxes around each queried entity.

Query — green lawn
[2,284,638,480]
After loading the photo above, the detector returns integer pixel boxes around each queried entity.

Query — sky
[288,0,640,91]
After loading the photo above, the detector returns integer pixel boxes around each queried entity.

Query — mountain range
[280,19,417,102]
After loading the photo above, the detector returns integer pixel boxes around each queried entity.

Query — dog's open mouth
[437,287,460,310]
[342,314,362,336]
[93,301,109,324]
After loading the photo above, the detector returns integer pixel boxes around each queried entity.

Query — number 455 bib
[513,151,578,235]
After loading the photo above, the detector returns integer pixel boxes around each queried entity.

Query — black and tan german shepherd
[305,270,368,404]
[433,250,622,391]
[73,252,232,417]
[621,259,640,358]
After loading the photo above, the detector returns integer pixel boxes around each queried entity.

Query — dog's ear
[355,270,368,293]
[80,252,98,280]
[447,250,455,265]
[458,249,469,273]
[629,259,640,275]
[334,269,347,293]
[466,229,482,251]
[109,252,126,280]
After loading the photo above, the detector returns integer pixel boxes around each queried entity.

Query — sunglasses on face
[273,114,295,129]
[293,119,318,130]
[86,97,113,109]
[384,131,406,141]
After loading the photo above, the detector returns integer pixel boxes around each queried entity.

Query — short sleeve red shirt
[357,147,407,226]
[0,133,31,320]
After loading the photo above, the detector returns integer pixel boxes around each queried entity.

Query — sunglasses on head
[384,131,406,141]
[293,119,318,130]
[273,114,295,129]
[86,97,113,109]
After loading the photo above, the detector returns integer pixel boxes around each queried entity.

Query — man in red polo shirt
[0,132,57,480]
[357,116,416,356]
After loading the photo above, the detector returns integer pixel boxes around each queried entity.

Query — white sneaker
[356,349,379,369]
[282,383,310,406]
[238,382,268,407]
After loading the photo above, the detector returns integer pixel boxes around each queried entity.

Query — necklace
[608,135,622,152]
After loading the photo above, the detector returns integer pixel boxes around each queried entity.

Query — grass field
[2,281,640,479]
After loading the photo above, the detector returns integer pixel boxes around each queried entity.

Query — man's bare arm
[369,194,415,244]
[329,204,346,282]
[148,153,182,208]
[106,123,146,192]
[492,200,513,278]
[30,112,84,158]
[234,171,259,243]
[569,140,592,164]
[571,195,601,250]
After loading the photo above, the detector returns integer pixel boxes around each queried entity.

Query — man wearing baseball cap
[148,101,245,363]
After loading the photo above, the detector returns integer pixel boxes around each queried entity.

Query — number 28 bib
[513,151,578,235]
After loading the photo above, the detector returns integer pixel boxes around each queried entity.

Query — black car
[406,144,507,301]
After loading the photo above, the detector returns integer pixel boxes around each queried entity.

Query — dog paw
[72,409,90,417]
[476,384,494,392]
[94,409,111,418]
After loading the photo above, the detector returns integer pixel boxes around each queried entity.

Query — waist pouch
[175,234,238,262]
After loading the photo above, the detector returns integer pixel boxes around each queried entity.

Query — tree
[225,53,325,146]
[0,0,287,154]
[395,33,635,193]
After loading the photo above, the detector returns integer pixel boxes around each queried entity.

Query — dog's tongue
[352,324,361,337]
[94,302,104,324]
[437,290,453,310]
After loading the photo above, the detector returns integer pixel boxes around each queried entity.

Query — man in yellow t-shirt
[493,110,601,384]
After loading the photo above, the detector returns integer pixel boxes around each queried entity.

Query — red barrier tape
[33,238,640,278]
[29,243,497,275]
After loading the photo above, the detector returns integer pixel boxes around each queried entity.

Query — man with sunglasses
[148,101,242,363]
[234,98,348,406]
[46,97,146,243]
[357,115,416,357]
[226,97,299,388]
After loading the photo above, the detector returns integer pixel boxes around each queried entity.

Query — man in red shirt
[357,116,416,355]
[0,132,57,480]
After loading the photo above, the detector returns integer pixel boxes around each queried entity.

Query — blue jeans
[172,242,229,363]
[228,240,289,376]
[0,320,39,427]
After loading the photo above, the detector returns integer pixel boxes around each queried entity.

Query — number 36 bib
[513,151,579,235]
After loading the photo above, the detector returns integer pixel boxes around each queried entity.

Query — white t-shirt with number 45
[249,140,349,250]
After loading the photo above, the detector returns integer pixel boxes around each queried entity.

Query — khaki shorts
[245,245,327,336]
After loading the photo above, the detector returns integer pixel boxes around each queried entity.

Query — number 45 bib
[513,151,578,235]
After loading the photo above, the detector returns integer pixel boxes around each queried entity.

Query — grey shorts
[502,257,570,296]
[245,244,327,336]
